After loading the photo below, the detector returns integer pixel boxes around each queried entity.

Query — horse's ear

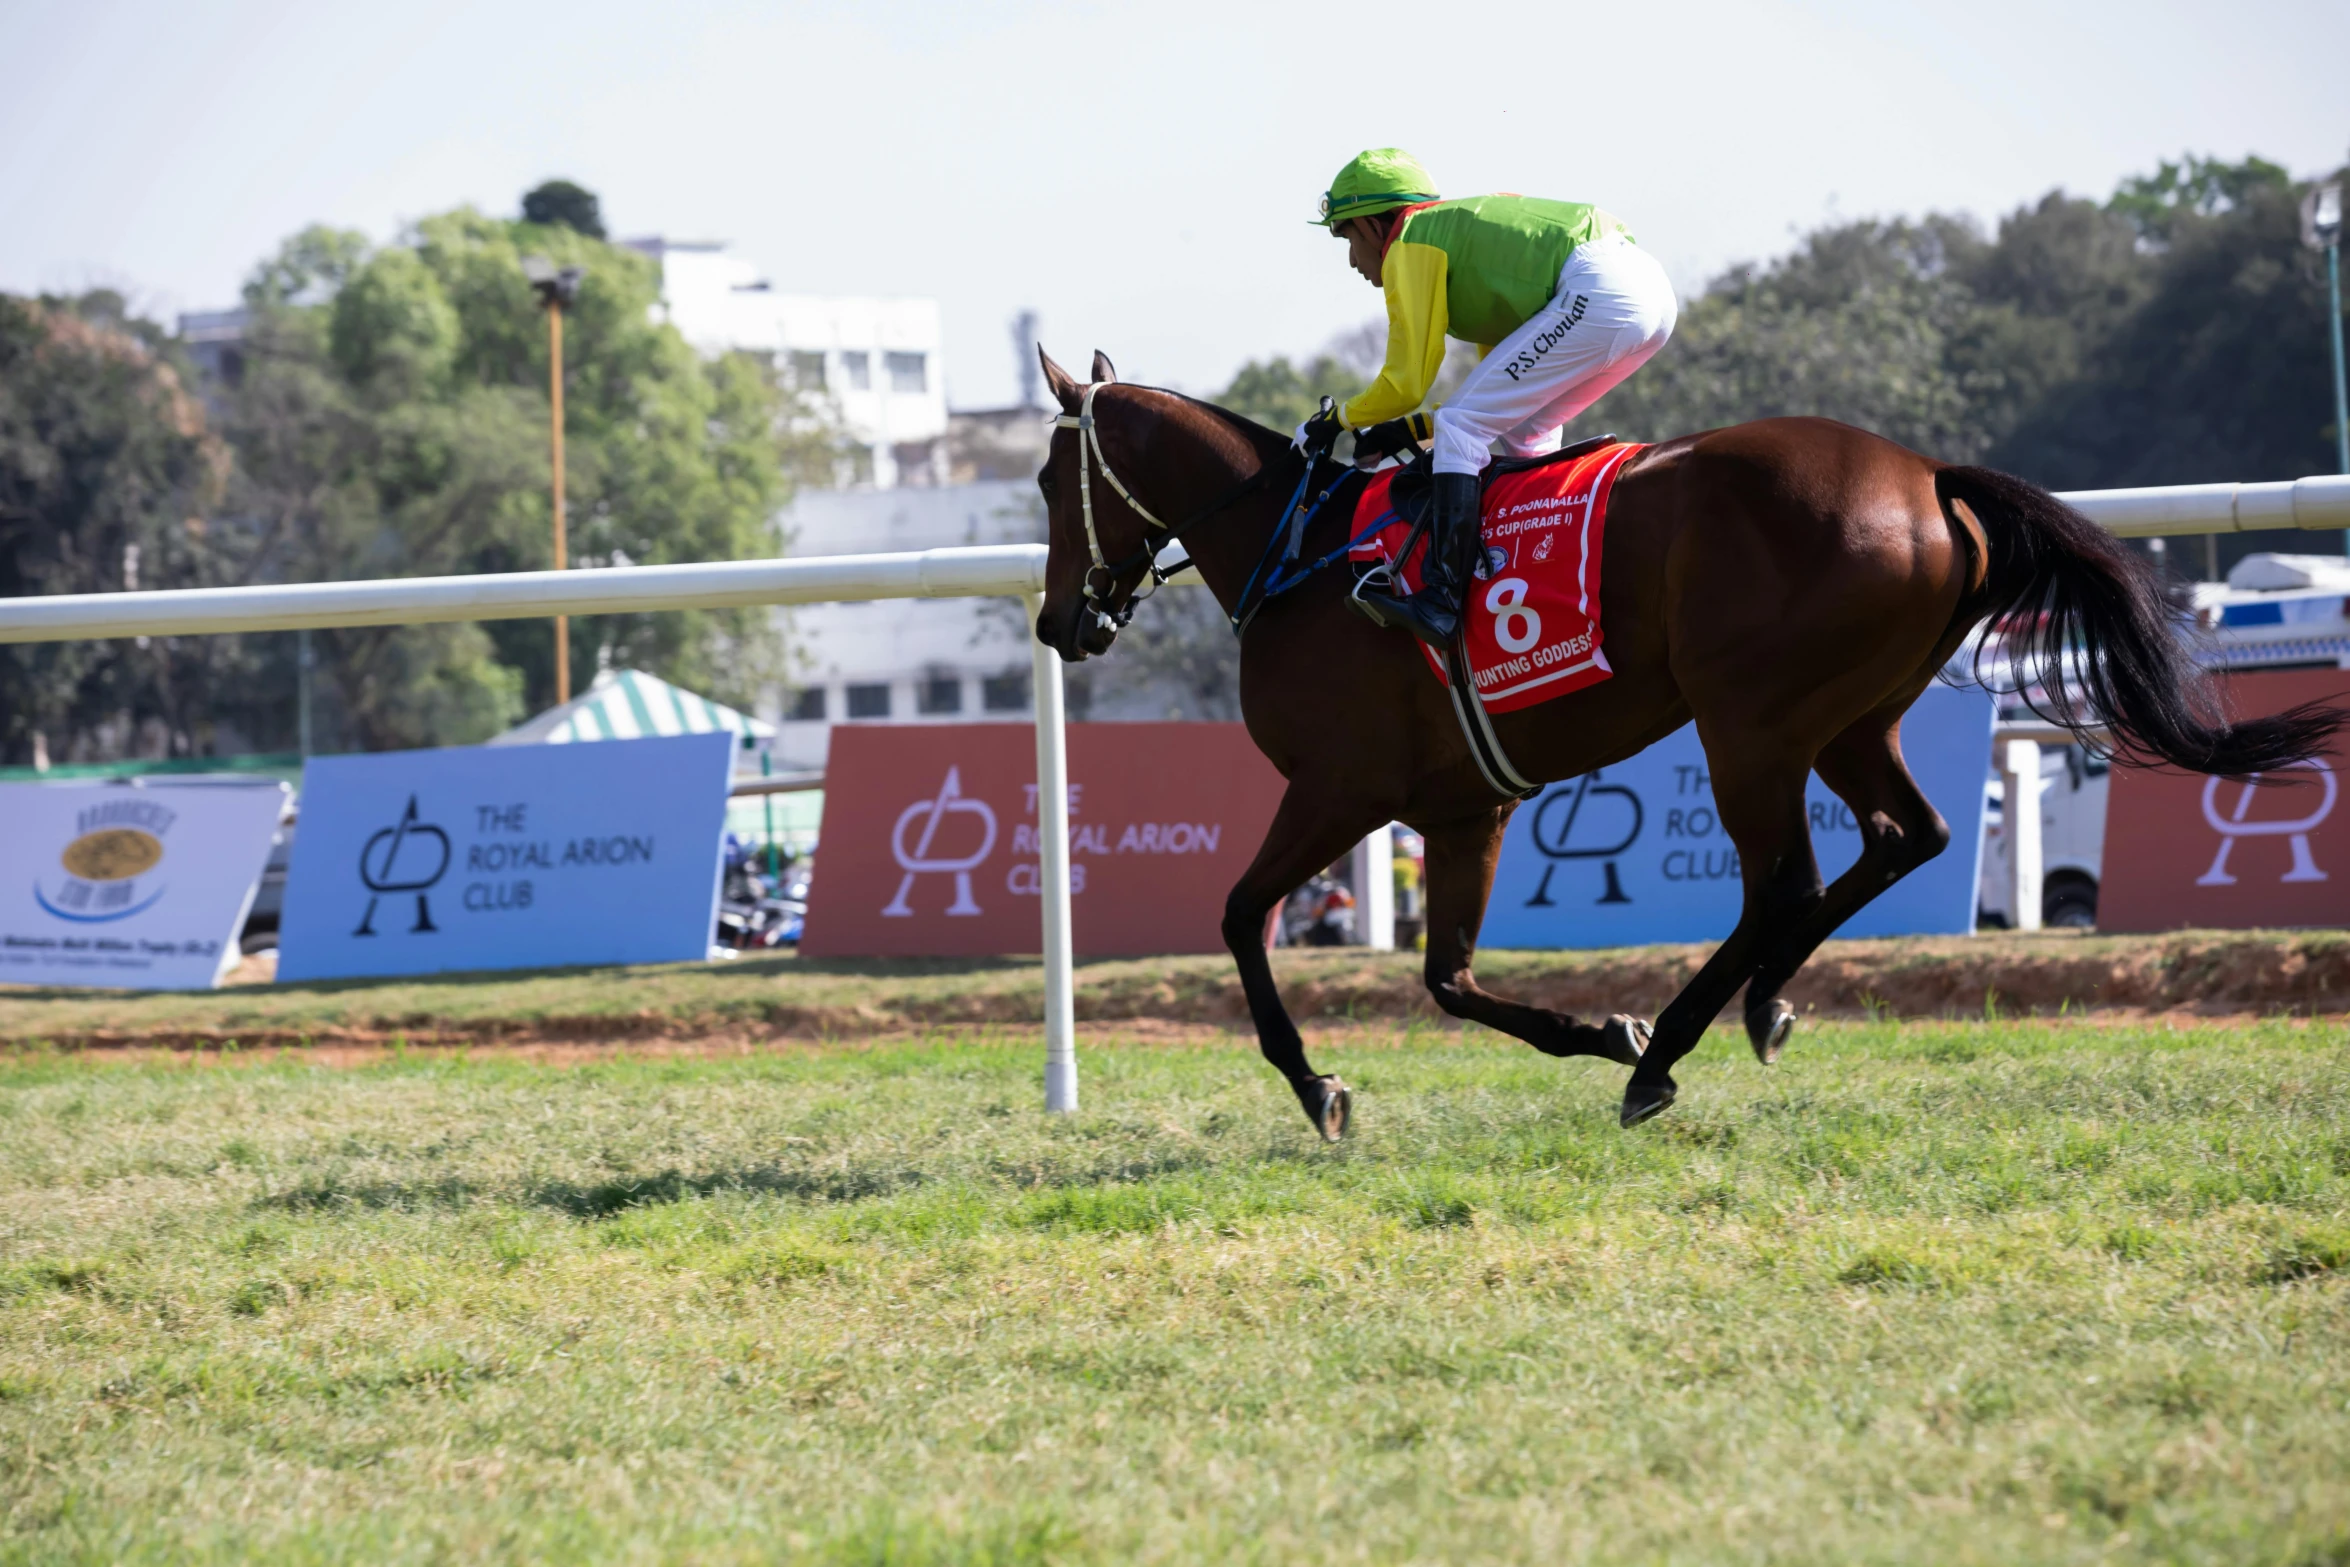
[1039,347,1082,414]
[1090,350,1118,385]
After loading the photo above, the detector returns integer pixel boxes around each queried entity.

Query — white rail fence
[1,476,2346,1106]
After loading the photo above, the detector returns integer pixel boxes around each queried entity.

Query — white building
[631,240,1093,770]
[627,238,950,488]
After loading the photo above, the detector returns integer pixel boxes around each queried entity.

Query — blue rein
[1228,457,1395,636]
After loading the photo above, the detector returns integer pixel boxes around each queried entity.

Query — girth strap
[1442,633,1542,800]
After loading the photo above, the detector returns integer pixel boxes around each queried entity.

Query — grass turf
[1,1018,2347,1563]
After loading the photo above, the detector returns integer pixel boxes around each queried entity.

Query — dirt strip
[6,932,2346,1055]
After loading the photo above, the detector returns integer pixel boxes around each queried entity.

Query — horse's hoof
[1747,999,1795,1065]
[1307,1076,1352,1142]
[1601,1014,1651,1067]
[1620,1073,1677,1128]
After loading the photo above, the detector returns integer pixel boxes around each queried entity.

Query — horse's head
[1032,347,1156,663]
[1031,348,1285,662]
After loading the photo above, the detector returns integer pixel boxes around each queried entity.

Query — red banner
[800,723,1287,957]
[2098,668,2350,932]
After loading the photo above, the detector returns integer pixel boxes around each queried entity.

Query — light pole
[523,257,585,704]
[2304,182,2348,555]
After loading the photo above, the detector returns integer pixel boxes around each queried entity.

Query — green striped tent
[489,669,775,751]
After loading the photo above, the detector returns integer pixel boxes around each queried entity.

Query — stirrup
[1357,584,1458,649]
[1346,566,1408,630]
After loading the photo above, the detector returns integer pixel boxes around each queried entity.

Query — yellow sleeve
[1339,241,1450,428]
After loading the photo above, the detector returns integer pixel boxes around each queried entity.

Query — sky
[3,0,2345,408]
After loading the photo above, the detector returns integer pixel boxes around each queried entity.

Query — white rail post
[1027,592,1078,1113]
[2001,738,2044,932]
[1350,827,1396,949]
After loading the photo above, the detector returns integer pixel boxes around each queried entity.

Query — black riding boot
[1353,472,1480,649]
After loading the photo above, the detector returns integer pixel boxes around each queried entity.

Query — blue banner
[277,734,732,981]
[1480,682,1994,948]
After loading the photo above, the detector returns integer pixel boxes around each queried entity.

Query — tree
[2107,154,2292,245]
[1989,174,2338,489]
[0,292,239,765]
[214,205,817,750]
[1218,354,1360,433]
[1561,217,2001,461]
[520,179,606,240]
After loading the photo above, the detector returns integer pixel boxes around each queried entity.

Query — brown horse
[1030,349,2339,1138]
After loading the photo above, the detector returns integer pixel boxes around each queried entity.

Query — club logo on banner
[277,732,733,981]
[2194,762,2335,887]
[2100,668,2350,931]
[884,767,998,918]
[355,795,455,933]
[1479,682,1995,948]
[0,780,288,990]
[801,723,1286,957]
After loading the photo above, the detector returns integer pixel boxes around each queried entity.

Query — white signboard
[0,779,288,990]
[276,732,732,982]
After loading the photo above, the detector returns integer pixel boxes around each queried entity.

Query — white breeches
[1430,233,1679,476]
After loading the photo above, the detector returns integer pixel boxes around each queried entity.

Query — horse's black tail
[1939,464,2344,775]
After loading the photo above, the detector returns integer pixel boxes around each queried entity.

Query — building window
[845,445,876,487]
[788,351,826,390]
[981,671,1029,712]
[840,350,872,391]
[886,351,928,393]
[845,683,891,719]
[917,674,963,715]
[785,687,826,722]
[891,440,938,487]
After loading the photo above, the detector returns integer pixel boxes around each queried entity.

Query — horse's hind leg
[1622,743,1820,1126]
[1740,711,1951,1062]
[1418,812,1649,1067]
[1221,780,1390,1140]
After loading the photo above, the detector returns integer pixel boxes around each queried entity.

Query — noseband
[1050,382,1283,628]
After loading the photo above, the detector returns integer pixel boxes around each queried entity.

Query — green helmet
[1315,148,1438,228]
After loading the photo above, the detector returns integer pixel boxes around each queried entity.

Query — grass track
[2,1018,2348,1563]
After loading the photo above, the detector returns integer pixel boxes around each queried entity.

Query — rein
[1052,382,1280,629]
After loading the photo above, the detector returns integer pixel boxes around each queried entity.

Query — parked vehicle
[1977,742,2108,928]
[238,824,295,953]
[714,835,806,950]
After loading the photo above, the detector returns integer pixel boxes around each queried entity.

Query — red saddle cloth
[1348,441,1643,714]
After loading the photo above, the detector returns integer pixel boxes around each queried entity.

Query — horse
[1028,348,2340,1139]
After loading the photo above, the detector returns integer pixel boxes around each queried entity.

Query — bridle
[1050,381,1283,630]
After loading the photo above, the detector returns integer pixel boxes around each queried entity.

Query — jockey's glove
[1291,402,1345,461]
[1353,411,1434,466]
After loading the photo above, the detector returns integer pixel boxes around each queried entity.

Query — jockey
[1298,148,1678,649]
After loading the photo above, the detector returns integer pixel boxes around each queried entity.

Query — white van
[1977,739,2107,928]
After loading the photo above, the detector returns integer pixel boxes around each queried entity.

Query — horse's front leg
[1418,810,1650,1067]
[1220,780,1390,1141]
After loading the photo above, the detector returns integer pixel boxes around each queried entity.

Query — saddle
[1377,432,1623,536]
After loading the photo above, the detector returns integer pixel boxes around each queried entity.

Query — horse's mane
[1122,384,1297,475]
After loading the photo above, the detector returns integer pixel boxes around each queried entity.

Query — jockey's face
[1337,217,1385,287]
